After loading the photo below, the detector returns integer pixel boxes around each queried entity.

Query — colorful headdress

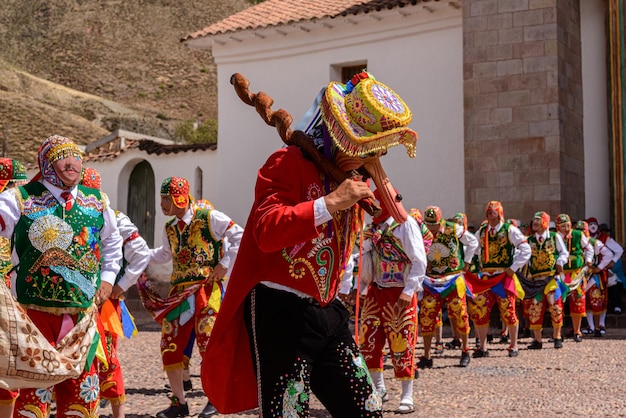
[452,212,468,229]
[574,220,589,237]
[409,208,423,223]
[423,206,443,225]
[81,167,101,190]
[0,158,27,193]
[556,213,571,225]
[161,177,190,209]
[485,201,504,221]
[196,199,214,210]
[533,211,550,230]
[506,219,520,227]
[37,135,82,188]
[320,72,417,158]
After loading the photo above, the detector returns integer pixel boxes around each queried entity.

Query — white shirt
[116,211,151,291]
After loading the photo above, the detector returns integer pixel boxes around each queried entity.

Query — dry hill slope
[0,0,251,164]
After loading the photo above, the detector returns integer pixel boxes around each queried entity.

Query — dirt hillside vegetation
[0,0,251,164]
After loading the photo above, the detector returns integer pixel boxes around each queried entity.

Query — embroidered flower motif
[427,242,451,263]
[22,323,39,344]
[28,214,74,253]
[41,349,61,373]
[79,374,100,403]
[177,248,191,265]
[20,347,42,367]
[371,83,405,114]
[35,387,53,404]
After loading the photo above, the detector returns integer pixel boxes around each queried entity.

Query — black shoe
[433,342,444,354]
[594,329,602,338]
[573,333,583,343]
[183,380,193,392]
[508,348,519,357]
[417,356,433,369]
[554,338,563,349]
[460,351,470,367]
[445,338,461,349]
[156,396,189,418]
[486,334,494,343]
[527,340,542,350]
[472,348,489,358]
[165,380,194,392]
[198,400,218,418]
[499,334,509,344]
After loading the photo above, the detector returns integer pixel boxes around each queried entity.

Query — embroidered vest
[427,221,465,277]
[166,208,223,286]
[527,232,558,277]
[562,229,585,270]
[478,223,514,270]
[371,222,412,287]
[13,182,105,309]
[0,236,12,281]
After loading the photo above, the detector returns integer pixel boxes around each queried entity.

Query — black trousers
[244,284,383,418]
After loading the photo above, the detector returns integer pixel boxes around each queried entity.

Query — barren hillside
[0,0,251,164]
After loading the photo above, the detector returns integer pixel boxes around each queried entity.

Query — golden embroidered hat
[161,176,190,209]
[0,158,27,193]
[320,72,417,158]
[35,135,83,188]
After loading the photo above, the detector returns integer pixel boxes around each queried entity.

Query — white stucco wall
[86,148,219,248]
[209,6,465,224]
[581,0,611,224]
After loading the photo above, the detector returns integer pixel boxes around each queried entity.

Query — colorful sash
[137,273,221,324]
[465,271,525,299]
[422,273,467,299]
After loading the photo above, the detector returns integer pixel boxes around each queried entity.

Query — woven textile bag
[0,280,97,389]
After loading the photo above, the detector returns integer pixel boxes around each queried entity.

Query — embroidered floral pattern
[35,387,53,404]
[20,347,42,367]
[41,349,61,373]
[79,374,100,403]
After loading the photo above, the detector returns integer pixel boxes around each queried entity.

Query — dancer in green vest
[519,211,569,350]
[146,176,243,418]
[0,135,123,417]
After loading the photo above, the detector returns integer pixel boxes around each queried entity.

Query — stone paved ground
[99,304,626,418]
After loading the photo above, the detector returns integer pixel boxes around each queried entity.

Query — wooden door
[127,160,155,247]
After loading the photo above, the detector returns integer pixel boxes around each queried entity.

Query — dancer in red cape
[201,71,418,417]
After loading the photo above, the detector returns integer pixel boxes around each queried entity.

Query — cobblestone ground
[99,305,626,418]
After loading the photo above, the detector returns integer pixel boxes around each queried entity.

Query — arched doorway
[127,160,155,247]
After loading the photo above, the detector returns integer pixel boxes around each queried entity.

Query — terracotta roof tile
[183,0,436,41]
[83,139,216,162]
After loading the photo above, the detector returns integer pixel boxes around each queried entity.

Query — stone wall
[463,0,584,225]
